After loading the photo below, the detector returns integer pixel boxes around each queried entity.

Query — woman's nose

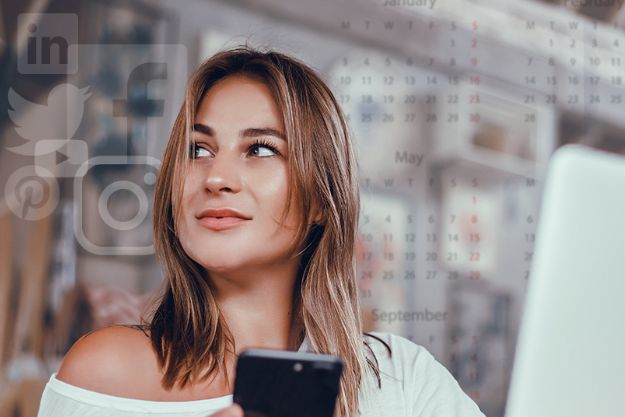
[201,149,243,194]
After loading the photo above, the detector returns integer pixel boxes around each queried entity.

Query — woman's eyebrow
[192,123,287,142]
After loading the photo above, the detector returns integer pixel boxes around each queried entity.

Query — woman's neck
[209,258,303,352]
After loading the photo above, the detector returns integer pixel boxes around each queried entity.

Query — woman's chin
[194,255,242,271]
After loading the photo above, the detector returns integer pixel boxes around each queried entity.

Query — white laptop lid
[505,144,625,417]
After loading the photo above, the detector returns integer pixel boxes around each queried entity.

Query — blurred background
[1,0,625,416]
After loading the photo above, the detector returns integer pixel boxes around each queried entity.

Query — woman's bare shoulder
[56,324,159,396]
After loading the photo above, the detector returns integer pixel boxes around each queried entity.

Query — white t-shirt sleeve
[37,385,113,417]
[35,373,230,417]
[391,334,486,417]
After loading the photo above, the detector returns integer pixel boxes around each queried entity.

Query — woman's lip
[197,216,249,231]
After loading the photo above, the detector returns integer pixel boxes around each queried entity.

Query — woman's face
[178,75,301,274]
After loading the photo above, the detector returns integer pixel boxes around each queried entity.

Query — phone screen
[233,348,344,417]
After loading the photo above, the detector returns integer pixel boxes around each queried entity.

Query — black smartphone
[233,348,343,417]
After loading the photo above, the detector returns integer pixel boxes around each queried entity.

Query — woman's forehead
[195,75,284,131]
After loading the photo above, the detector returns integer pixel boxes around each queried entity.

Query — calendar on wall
[318,2,625,413]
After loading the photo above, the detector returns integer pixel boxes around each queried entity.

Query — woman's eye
[250,142,279,157]
[190,143,210,159]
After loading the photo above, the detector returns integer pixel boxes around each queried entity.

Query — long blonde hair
[135,44,391,417]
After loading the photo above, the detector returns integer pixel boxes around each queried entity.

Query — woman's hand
[207,403,244,417]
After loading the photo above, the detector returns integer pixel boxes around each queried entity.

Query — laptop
[505,144,625,417]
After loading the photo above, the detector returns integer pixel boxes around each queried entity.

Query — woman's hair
[133,44,391,417]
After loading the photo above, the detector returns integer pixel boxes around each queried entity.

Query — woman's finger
[207,403,244,417]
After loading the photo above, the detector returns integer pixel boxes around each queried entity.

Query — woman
[37,45,485,417]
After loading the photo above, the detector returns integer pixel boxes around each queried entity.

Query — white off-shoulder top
[36,331,485,417]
